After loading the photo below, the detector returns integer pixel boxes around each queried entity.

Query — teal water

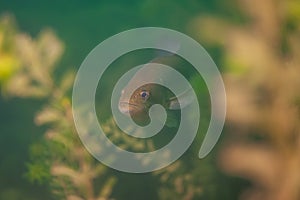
[0,1,241,199]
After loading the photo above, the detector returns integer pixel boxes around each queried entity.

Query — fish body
[118,53,194,127]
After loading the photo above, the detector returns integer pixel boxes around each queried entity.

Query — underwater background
[0,0,299,199]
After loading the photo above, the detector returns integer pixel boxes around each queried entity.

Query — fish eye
[140,90,150,100]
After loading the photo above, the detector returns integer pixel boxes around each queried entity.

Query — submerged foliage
[192,0,300,199]
[0,14,217,200]
[2,0,299,198]
[0,15,116,200]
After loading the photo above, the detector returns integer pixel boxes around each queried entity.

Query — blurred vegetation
[0,13,219,200]
[191,0,300,199]
[0,0,299,200]
[0,15,117,200]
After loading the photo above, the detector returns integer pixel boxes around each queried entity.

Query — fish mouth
[118,101,141,115]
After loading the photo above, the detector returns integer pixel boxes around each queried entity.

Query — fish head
[118,83,165,117]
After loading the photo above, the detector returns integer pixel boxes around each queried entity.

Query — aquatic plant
[191,0,300,199]
[0,14,117,200]
[0,13,218,200]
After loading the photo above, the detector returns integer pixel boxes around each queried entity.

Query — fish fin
[168,88,195,110]
[165,110,179,128]
[154,40,180,58]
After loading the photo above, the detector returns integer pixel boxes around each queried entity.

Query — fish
[118,52,194,128]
